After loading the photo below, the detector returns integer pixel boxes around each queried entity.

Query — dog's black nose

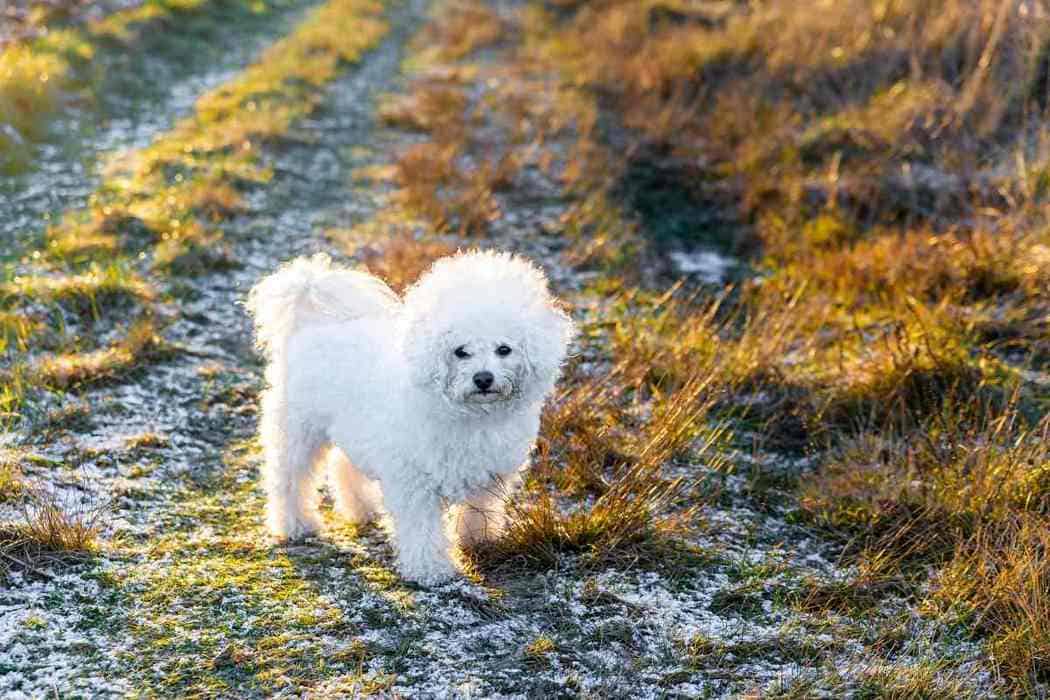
[473,371,495,391]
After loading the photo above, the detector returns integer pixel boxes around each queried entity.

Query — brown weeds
[0,487,103,580]
[468,344,727,575]
[34,319,174,389]
[357,234,458,293]
[0,451,25,502]
[935,515,1050,687]
[445,3,1050,687]
[412,0,505,63]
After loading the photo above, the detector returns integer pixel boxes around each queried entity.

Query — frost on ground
[1,0,314,248]
[0,570,128,699]
[0,0,1017,697]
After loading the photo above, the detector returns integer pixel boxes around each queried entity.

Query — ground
[1,0,1048,698]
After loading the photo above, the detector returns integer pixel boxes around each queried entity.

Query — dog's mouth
[465,389,508,403]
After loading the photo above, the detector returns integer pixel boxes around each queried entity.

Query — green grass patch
[116,441,410,696]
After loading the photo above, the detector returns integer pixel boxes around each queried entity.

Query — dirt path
[0,0,1006,697]
[0,0,319,253]
[1,0,420,694]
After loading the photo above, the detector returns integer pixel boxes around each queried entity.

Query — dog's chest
[330,403,539,500]
[415,422,529,501]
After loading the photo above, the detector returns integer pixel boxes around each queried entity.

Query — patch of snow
[669,249,735,284]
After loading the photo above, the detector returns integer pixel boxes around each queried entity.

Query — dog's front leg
[384,485,457,585]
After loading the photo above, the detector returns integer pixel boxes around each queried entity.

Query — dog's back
[246,253,399,364]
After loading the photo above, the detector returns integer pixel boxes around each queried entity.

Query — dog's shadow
[279,513,516,623]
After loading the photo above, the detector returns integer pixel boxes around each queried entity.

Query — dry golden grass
[0,263,154,319]
[801,401,1050,684]
[531,365,634,498]
[393,140,518,236]
[0,487,102,579]
[34,318,174,389]
[124,431,170,451]
[935,516,1050,687]
[851,661,978,700]
[516,0,1050,268]
[0,451,26,502]
[356,233,457,293]
[378,81,471,137]
[411,0,505,63]
[395,0,1050,688]
[468,352,727,575]
[376,2,546,237]
[529,0,1049,200]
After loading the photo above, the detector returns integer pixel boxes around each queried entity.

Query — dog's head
[401,250,574,414]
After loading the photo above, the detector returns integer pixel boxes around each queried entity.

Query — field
[1,0,1049,696]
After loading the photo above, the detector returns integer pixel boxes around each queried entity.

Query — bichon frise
[246,249,574,584]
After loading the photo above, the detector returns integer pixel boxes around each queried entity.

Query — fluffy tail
[246,253,399,361]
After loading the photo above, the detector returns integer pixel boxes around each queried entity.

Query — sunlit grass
[3,0,392,426]
[119,440,405,695]
[0,451,26,502]
[0,263,154,319]
[34,319,176,390]
[935,516,1050,689]
[467,344,728,576]
[375,0,1050,690]
[409,0,505,64]
[0,46,65,169]
[849,661,978,700]
[801,398,1050,686]
[0,0,228,172]
[353,232,457,293]
[0,311,42,357]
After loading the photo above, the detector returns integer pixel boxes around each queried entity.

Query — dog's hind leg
[327,448,382,525]
[451,473,520,548]
[260,389,327,541]
[451,493,506,548]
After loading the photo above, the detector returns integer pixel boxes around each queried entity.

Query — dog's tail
[246,253,399,361]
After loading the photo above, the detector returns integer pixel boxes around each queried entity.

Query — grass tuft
[411,0,504,63]
[34,319,176,389]
[934,516,1050,687]
[0,451,26,502]
[1,263,154,319]
[0,487,103,580]
[468,361,726,575]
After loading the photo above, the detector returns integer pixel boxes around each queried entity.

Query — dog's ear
[522,302,575,402]
[402,319,450,391]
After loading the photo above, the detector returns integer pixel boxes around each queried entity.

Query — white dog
[246,249,573,584]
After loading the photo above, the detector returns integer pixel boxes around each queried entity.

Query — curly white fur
[246,249,574,584]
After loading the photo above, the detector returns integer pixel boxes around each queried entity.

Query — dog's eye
[496,345,512,357]
[454,346,471,359]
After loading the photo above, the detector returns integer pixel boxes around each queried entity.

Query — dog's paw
[397,554,458,586]
[268,512,321,543]
[335,503,378,526]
